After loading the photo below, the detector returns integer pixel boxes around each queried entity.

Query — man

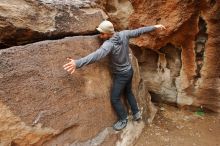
[63,20,166,131]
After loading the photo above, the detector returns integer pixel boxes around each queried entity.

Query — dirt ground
[134,104,220,146]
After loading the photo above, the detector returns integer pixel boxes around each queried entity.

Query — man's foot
[133,111,141,121]
[113,119,128,131]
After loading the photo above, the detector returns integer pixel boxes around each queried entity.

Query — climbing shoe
[133,111,141,121]
[113,119,128,131]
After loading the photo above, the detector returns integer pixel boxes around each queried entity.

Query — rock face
[104,0,134,30]
[0,1,155,145]
[0,0,219,145]
[0,0,106,48]
[128,0,220,112]
[0,35,155,145]
[0,36,108,145]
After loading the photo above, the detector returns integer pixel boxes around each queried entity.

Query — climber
[63,20,166,131]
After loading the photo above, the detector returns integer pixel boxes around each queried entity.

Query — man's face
[99,32,111,40]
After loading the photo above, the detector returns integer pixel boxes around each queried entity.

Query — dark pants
[111,68,139,120]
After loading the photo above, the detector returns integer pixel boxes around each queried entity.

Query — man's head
[96,20,115,39]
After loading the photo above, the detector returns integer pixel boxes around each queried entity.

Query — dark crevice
[0,30,100,50]
[209,0,216,7]
[149,91,163,103]
[194,16,208,79]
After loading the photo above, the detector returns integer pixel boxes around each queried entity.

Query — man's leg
[124,69,140,119]
[111,74,128,120]
[111,73,130,131]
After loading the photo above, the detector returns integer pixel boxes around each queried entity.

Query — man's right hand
[154,24,166,30]
[63,58,76,74]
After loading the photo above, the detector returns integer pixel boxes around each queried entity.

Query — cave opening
[131,43,182,104]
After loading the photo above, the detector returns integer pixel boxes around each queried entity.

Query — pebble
[176,125,184,129]
[0,73,3,79]
[156,132,161,136]
[164,138,169,142]
[160,107,165,111]
[183,116,190,121]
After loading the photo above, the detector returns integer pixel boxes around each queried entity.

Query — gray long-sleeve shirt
[75,26,156,73]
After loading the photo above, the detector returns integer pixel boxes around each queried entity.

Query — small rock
[160,107,165,111]
[176,125,184,129]
[0,73,3,79]
[155,132,160,136]
[195,132,201,137]
[164,138,169,142]
[183,116,190,121]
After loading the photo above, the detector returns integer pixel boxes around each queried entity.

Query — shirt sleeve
[123,26,156,38]
[75,42,113,69]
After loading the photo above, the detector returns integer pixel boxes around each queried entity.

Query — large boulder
[0,0,106,48]
[0,35,156,145]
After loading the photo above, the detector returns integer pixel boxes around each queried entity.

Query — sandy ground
[134,104,220,146]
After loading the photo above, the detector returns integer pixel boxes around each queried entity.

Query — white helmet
[96,20,115,34]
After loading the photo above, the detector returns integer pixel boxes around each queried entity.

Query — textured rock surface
[0,35,155,145]
[0,0,219,145]
[129,0,220,112]
[189,0,220,112]
[104,0,134,30]
[0,102,56,146]
[0,36,109,145]
[0,0,106,48]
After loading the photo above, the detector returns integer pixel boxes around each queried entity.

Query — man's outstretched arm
[124,24,166,38]
[63,42,113,74]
